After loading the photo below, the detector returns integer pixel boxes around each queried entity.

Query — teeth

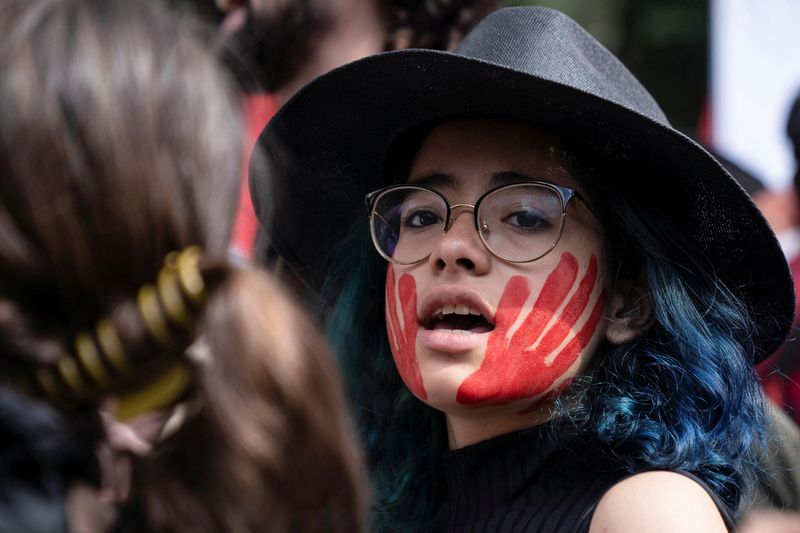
[439,329,474,335]
[430,304,485,320]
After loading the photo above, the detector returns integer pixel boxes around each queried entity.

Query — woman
[250,6,794,532]
[0,0,365,531]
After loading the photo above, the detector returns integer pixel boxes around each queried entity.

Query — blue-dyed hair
[321,133,769,532]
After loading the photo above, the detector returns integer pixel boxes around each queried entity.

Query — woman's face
[383,119,613,445]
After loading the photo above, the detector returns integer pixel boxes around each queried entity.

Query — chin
[421,383,556,421]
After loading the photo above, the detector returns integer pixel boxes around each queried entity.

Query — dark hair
[322,126,768,531]
[0,0,365,531]
[787,93,800,193]
[381,0,503,51]
[0,389,99,533]
[220,0,501,92]
[788,93,800,161]
[220,0,333,91]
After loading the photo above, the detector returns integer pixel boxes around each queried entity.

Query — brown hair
[0,0,365,531]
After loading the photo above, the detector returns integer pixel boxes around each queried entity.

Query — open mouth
[423,305,494,334]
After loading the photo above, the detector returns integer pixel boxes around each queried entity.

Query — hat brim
[251,48,794,361]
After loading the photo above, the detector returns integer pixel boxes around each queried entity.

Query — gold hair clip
[75,332,111,387]
[175,246,205,305]
[34,246,205,414]
[114,360,191,421]
[57,356,90,398]
[96,319,131,374]
[138,246,206,346]
[138,284,172,347]
[157,266,191,328]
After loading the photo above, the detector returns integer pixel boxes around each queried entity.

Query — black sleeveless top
[440,424,734,532]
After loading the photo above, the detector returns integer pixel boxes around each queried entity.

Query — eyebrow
[407,173,455,189]
[489,171,545,187]
[408,170,545,190]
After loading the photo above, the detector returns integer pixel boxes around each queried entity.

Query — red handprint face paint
[385,265,427,399]
[457,252,604,405]
[385,118,610,445]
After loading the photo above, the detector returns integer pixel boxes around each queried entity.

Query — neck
[445,402,551,449]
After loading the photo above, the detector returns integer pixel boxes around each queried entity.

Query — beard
[220,0,333,92]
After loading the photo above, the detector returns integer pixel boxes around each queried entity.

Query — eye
[501,208,552,232]
[402,209,443,229]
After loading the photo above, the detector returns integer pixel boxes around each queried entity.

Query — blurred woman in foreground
[0,0,365,531]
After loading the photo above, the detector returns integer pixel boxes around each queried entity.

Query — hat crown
[455,7,669,126]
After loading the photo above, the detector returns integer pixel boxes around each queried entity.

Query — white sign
[711,0,800,189]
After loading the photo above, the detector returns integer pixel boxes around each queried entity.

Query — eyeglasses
[365,181,589,264]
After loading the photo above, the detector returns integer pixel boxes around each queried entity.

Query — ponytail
[127,262,367,532]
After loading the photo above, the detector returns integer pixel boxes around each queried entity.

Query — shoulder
[588,471,728,533]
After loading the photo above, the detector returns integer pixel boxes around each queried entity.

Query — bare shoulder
[588,471,728,533]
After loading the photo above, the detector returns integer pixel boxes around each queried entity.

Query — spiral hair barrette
[35,246,206,419]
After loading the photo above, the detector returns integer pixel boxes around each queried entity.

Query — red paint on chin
[456,252,603,406]
[386,265,427,399]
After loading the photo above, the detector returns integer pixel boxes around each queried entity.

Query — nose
[428,206,491,274]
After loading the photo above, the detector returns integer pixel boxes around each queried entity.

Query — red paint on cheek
[385,265,427,399]
[456,253,604,406]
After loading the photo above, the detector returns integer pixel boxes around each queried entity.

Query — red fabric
[695,95,713,147]
[758,253,800,423]
[229,93,278,259]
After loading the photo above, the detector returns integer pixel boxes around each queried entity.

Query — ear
[605,278,653,345]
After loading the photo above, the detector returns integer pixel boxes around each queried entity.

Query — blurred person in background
[218,0,503,103]
[215,0,503,259]
[0,0,365,531]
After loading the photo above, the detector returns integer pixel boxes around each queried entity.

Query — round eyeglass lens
[371,186,447,263]
[478,183,565,262]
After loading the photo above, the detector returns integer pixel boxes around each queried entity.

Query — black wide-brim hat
[250,6,793,361]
